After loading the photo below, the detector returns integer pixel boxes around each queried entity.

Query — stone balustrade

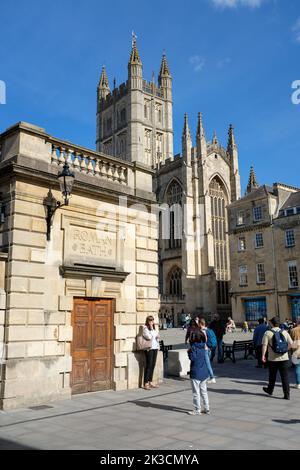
[50,142,128,185]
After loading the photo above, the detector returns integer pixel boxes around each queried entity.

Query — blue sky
[0,0,299,191]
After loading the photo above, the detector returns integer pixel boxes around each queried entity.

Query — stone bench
[167,349,190,377]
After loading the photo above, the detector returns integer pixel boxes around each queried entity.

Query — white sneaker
[296,385,300,390]
[201,409,211,415]
[188,410,201,416]
[207,378,216,384]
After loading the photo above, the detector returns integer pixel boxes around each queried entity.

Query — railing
[50,142,128,185]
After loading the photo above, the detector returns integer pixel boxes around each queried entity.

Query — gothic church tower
[96,34,173,166]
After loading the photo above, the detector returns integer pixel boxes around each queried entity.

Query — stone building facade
[228,168,300,323]
[0,122,162,410]
[97,38,241,324]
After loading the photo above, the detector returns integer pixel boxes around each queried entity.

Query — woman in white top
[143,316,160,390]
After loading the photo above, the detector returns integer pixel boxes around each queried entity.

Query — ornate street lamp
[45,163,75,241]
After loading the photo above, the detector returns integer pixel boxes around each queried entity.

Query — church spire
[212,130,219,146]
[247,166,259,194]
[98,66,110,99]
[182,114,192,165]
[159,54,171,79]
[182,113,191,140]
[128,32,143,90]
[227,124,236,151]
[128,31,142,65]
[196,112,207,159]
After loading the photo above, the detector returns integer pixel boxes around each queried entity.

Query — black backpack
[271,329,288,354]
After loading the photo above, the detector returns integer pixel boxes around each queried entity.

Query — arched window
[169,267,182,297]
[209,177,229,305]
[166,180,183,249]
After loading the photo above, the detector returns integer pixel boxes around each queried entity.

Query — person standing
[143,316,160,390]
[199,318,217,384]
[253,318,269,368]
[209,314,225,363]
[187,331,211,416]
[290,317,300,390]
[262,316,294,400]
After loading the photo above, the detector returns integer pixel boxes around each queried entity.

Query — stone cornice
[60,265,130,282]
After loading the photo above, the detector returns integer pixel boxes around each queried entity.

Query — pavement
[0,329,299,450]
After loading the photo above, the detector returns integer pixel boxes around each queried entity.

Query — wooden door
[71,299,113,395]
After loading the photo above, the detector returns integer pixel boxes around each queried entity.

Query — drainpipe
[270,215,279,317]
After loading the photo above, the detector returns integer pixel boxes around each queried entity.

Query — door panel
[71,299,113,395]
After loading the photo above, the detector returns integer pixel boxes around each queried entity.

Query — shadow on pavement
[208,388,282,399]
[272,419,300,425]
[230,380,267,386]
[0,437,37,450]
[131,400,190,414]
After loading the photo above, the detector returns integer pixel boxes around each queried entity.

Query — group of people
[253,316,300,399]
[141,313,300,416]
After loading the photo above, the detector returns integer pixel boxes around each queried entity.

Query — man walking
[253,318,269,368]
[209,314,225,363]
[262,317,293,400]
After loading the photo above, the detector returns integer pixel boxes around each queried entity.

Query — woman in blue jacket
[188,331,211,416]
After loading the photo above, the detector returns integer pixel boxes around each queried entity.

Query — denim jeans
[205,350,215,379]
[295,362,300,385]
[191,379,209,412]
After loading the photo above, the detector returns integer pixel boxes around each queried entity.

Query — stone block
[136,237,147,249]
[119,313,136,325]
[147,263,158,275]
[44,341,65,357]
[115,298,126,313]
[27,310,45,325]
[59,296,73,312]
[43,311,66,325]
[12,231,46,248]
[14,199,46,218]
[0,310,5,325]
[136,274,158,287]
[7,310,27,325]
[168,349,190,377]
[9,261,45,278]
[115,325,137,340]
[136,249,158,263]
[9,278,28,293]
[12,214,31,231]
[7,326,44,341]
[31,219,46,232]
[26,342,44,358]
[136,261,147,274]
[45,326,59,340]
[147,239,158,251]
[113,380,128,391]
[28,279,47,294]
[11,245,30,261]
[8,293,45,309]
[115,353,128,367]
[58,326,73,342]
[148,288,159,299]
[6,343,26,359]
[0,291,6,309]
[30,249,46,263]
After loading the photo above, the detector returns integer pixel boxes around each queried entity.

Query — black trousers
[144,350,158,384]
[267,361,290,398]
[255,345,263,367]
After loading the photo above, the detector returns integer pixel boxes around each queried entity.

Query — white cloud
[292,18,300,43]
[189,56,206,72]
[210,0,266,8]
